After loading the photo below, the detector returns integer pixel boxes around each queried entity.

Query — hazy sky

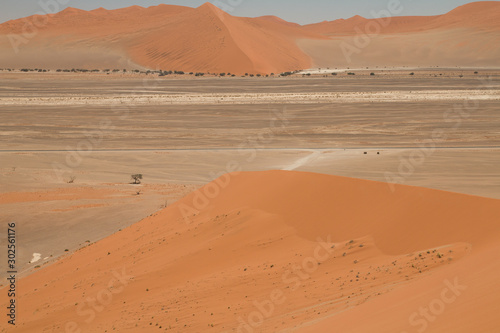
[0,0,494,24]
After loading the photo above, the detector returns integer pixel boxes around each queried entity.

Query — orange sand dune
[126,3,320,74]
[303,1,500,35]
[299,1,500,68]
[256,15,302,28]
[2,171,500,332]
[1,2,498,73]
[0,3,321,74]
[300,241,500,333]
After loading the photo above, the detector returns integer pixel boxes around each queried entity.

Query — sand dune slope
[0,3,318,74]
[2,171,500,332]
[299,242,500,333]
[126,3,318,74]
[300,1,500,68]
[303,1,500,35]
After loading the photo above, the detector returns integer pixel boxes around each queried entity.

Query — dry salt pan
[29,253,41,264]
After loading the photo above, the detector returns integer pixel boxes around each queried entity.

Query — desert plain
[1,68,500,333]
[1,1,500,333]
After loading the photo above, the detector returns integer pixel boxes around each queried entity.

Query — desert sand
[1,70,500,278]
[303,1,500,34]
[1,1,500,332]
[1,170,500,332]
[0,70,500,332]
[300,1,500,68]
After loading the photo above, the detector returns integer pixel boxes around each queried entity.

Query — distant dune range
[0,1,499,73]
[2,171,500,332]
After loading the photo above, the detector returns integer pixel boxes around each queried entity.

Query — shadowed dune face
[1,2,499,73]
[180,171,500,254]
[0,3,318,74]
[2,171,500,332]
[125,3,318,74]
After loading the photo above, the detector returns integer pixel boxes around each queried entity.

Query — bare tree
[131,174,143,184]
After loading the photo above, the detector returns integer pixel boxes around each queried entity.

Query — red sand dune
[299,1,500,68]
[0,2,499,73]
[2,171,500,332]
[303,1,500,35]
[0,3,321,74]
